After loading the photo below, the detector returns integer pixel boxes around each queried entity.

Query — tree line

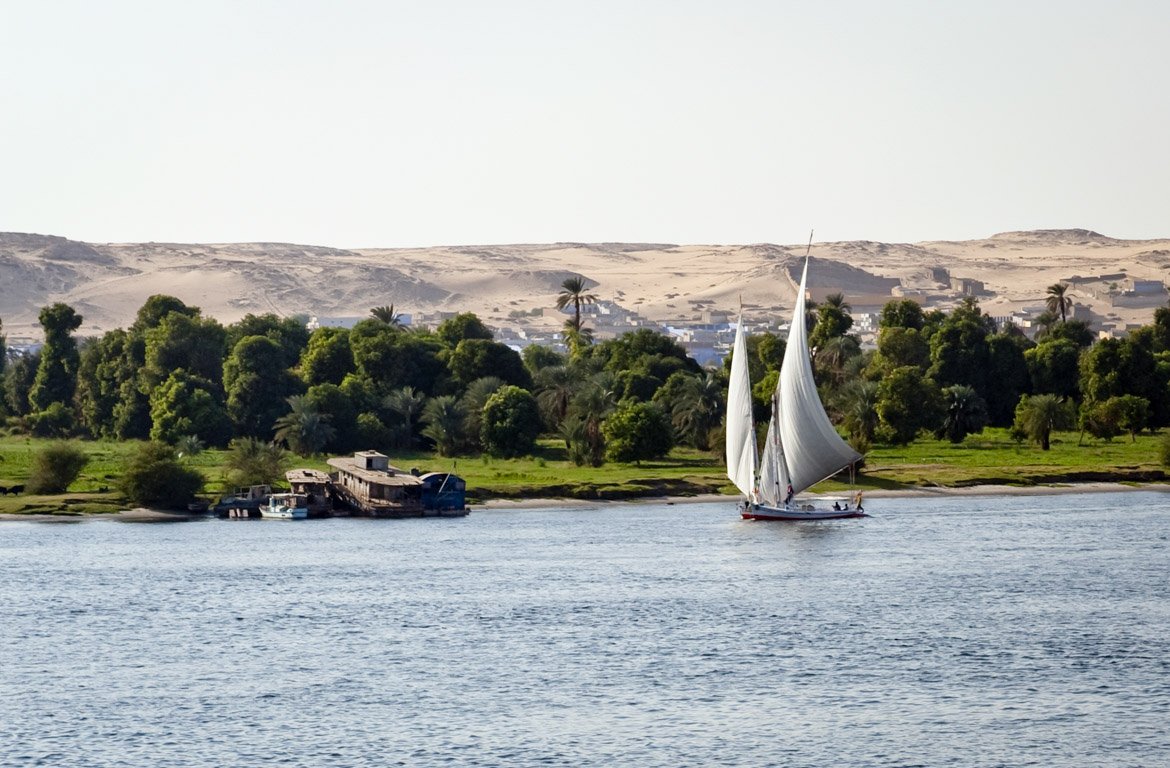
[1,279,1168,475]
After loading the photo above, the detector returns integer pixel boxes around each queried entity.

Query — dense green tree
[273,395,337,456]
[132,295,199,332]
[1013,394,1075,450]
[300,327,355,387]
[1113,394,1151,441]
[616,370,662,403]
[603,400,673,463]
[4,350,38,417]
[879,299,925,330]
[480,385,542,458]
[755,332,786,372]
[523,344,566,375]
[303,383,360,453]
[119,442,205,509]
[149,370,233,446]
[936,384,989,443]
[1152,301,1170,352]
[29,303,83,413]
[224,336,304,438]
[447,338,532,390]
[1045,319,1094,348]
[985,332,1032,426]
[592,329,700,377]
[875,366,943,445]
[227,313,310,369]
[350,321,449,396]
[436,312,494,347]
[142,312,228,391]
[421,395,467,456]
[1079,397,1124,442]
[927,299,992,398]
[76,331,131,438]
[869,326,930,376]
[1026,339,1082,399]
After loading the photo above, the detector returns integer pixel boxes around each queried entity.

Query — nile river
[2,492,1168,767]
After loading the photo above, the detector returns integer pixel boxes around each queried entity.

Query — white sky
[2,1,1167,248]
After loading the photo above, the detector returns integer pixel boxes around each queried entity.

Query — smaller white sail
[724,314,757,499]
[756,404,788,506]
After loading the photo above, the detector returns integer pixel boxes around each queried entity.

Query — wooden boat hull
[742,502,866,521]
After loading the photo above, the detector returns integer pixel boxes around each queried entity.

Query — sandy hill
[1,230,1167,340]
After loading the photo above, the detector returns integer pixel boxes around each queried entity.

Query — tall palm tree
[383,386,426,448]
[671,373,724,450]
[555,277,597,351]
[1014,394,1074,450]
[370,304,403,327]
[421,395,466,456]
[273,395,336,457]
[1045,283,1072,323]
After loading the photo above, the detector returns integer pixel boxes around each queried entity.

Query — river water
[2,492,1168,767]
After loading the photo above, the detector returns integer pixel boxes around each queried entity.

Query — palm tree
[535,365,578,430]
[935,385,988,443]
[823,292,852,312]
[1013,394,1074,450]
[555,277,597,355]
[1045,284,1072,323]
[569,379,615,466]
[459,376,505,449]
[671,373,724,450]
[421,395,466,456]
[273,395,337,456]
[383,386,426,448]
[836,379,879,447]
[561,317,595,358]
[370,304,403,327]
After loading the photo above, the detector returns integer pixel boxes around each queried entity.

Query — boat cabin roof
[286,468,330,484]
[326,456,422,487]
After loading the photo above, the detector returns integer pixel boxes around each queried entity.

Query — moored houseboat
[326,451,469,518]
[285,468,334,517]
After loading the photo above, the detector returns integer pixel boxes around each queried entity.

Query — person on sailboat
[784,483,794,505]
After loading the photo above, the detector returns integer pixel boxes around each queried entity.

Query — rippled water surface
[3,492,1169,767]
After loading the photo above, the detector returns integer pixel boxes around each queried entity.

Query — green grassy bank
[0,428,1166,516]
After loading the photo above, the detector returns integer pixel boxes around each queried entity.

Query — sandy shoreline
[2,483,1168,522]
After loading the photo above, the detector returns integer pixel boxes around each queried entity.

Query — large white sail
[724,314,757,498]
[777,257,862,494]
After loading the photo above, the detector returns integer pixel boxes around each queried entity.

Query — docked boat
[726,250,866,521]
[285,468,334,517]
[326,451,468,517]
[262,493,309,520]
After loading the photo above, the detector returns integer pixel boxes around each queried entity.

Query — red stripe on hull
[741,510,867,521]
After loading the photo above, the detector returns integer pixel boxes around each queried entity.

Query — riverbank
[6,481,1168,521]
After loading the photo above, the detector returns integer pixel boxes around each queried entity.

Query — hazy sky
[2,1,1167,248]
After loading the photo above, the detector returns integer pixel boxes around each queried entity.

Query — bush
[27,441,89,494]
[119,442,205,509]
[1159,432,1170,468]
[603,401,673,463]
[27,402,75,438]
[480,385,542,458]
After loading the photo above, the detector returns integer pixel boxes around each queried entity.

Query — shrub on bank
[1159,432,1170,468]
[119,442,205,510]
[27,441,89,494]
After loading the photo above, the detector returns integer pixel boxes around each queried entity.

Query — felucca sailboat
[725,254,865,520]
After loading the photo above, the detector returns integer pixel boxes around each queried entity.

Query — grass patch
[0,428,1166,513]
